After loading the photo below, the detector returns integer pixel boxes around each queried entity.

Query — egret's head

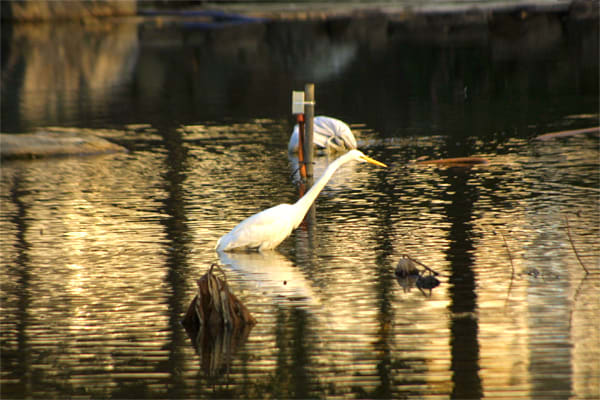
[349,149,387,168]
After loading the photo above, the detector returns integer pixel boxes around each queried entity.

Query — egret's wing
[321,116,357,150]
[312,117,333,148]
[289,118,335,151]
[290,116,357,152]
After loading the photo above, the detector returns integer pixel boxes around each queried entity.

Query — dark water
[1,12,599,399]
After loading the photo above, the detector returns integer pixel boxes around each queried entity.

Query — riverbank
[194,0,596,20]
[1,0,597,158]
[3,0,597,22]
[133,0,597,47]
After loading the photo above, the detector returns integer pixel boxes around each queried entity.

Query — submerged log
[1,131,127,159]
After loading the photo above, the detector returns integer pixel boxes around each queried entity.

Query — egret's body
[216,149,386,252]
[288,115,357,153]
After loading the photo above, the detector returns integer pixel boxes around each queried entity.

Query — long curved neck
[292,152,353,228]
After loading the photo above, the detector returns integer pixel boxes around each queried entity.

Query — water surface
[1,14,599,399]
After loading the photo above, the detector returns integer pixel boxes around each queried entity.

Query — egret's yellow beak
[361,155,387,168]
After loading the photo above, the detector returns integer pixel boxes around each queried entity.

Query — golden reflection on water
[1,122,599,398]
[1,152,175,397]
[6,22,138,129]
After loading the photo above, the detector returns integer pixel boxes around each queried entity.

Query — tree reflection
[159,125,192,397]
[218,250,318,397]
[441,167,483,399]
[5,171,33,398]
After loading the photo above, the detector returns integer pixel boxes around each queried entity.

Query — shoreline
[3,1,597,23]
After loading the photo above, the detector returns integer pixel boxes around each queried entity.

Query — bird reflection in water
[218,250,320,305]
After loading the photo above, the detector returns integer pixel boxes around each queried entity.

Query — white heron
[288,115,358,153]
[216,149,386,252]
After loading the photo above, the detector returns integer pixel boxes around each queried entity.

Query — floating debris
[534,126,599,141]
[395,255,441,296]
[395,254,440,277]
[125,123,155,132]
[415,156,489,167]
[523,267,541,278]
[416,275,441,290]
[395,256,420,277]
[565,215,590,275]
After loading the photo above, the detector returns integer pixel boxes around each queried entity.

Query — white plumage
[216,149,386,252]
[288,115,358,153]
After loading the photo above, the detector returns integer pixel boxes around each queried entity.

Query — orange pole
[297,113,307,180]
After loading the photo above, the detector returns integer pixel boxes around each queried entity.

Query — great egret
[288,116,358,153]
[216,149,386,252]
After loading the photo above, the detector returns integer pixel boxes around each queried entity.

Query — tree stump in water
[182,264,256,375]
[183,264,256,330]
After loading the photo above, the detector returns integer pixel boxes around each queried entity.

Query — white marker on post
[292,91,305,115]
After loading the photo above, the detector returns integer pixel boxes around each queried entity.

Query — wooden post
[303,83,315,180]
[302,84,316,232]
